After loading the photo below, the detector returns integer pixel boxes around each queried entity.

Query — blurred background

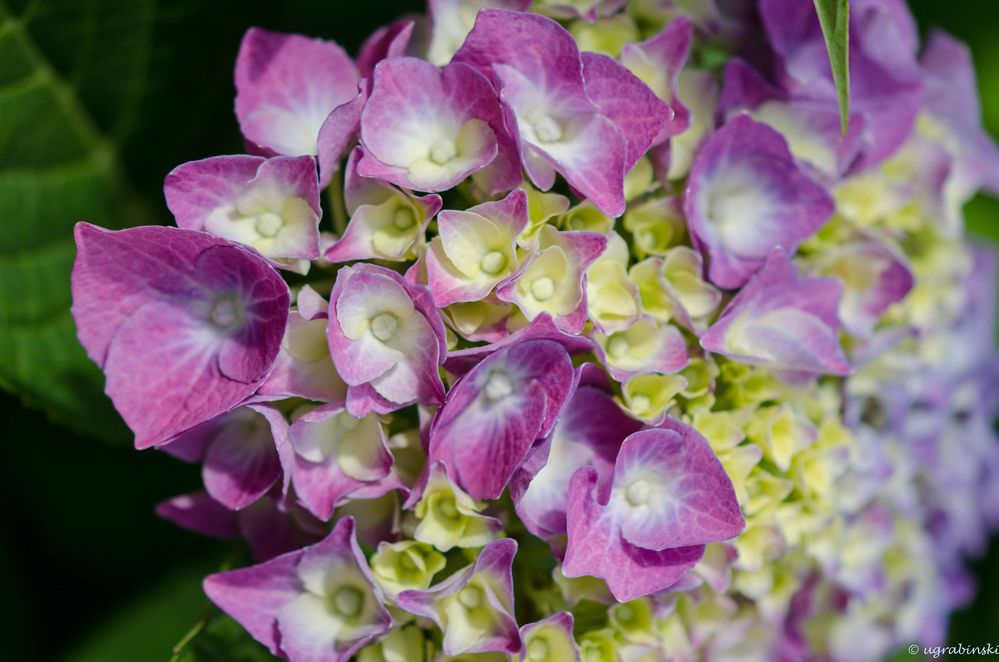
[0,0,995,659]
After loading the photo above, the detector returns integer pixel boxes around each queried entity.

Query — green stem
[328,172,347,237]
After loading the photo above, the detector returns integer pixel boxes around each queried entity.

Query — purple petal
[593,317,689,381]
[718,59,865,179]
[922,30,999,197]
[316,82,367,189]
[427,189,529,306]
[619,17,693,143]
[512,381,642,538]
[562,468,705,602]
[453,9,630,215]
[358,58,503,192]
[581,52,672,171]
[235,28,360,157]
[202,405,286,510]
[496,227,607,333]
[275,518,392,661]
[327,147,441,264]
[609,425,745,550]
[809,234,914,337]
[328,264,447,414]
[356,19,414,78]
[429,339,575,500]
[237,497,327,562]
[258,309,348,402]
[396,538,522,656]
[288,405,394,521]
[165,154,321,263]
[684,114,834,289]
[202,546,304,656]
[71,224,289,448]
[156,491,240,539]
[701,248,850,376]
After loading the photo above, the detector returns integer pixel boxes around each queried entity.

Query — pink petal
[72,224,289,448]
[562,468,705,602]
[235,28,360,157]
[429,339,575,500]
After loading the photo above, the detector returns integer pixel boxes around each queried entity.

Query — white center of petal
[532,115,563,144]
[429,138,458,165]
[339,415,360,430]
[630,394,651,413]
[530,277,556,302]
[208,295,243,331]
[480,250,508,275]
[457,585,483,610]
[528,639,550,660]
[393,207,415,229]
[254,211,284,238]
[608,335,630,359]
[399,554,417,572]
[484,371,515,401]
[331,587,363,618]
[625,479,651,506]
[370,313,399,342]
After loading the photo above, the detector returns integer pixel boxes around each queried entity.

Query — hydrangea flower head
[69,1,999,659]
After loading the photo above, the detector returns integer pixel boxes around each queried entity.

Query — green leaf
[62,565,221,662]
[0,1,151,441]
[170,609,277,662]
[813,0,851,133]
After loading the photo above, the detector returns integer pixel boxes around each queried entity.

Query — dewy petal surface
[71,224,289,448]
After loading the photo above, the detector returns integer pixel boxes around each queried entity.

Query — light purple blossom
[701,248,850,377]
[162,404,289,511]
[71,224,289,448]
[511,366,642,539]
[357,57,517,193]
[204,517,392,661]
[563,422,745,602]
[258,287,348,403]
[235,28,360,164]
[428,338,575,500]
[164,154,321,269]
[427,188,529,306]
[684,114,834,289]
[328,263,447,416]
[325,147,443,263]
[287,404,394,521]
[453,9,670,216]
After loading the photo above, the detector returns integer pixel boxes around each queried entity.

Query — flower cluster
[70,1,999,660]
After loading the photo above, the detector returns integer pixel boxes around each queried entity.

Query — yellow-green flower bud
[370,540,447,598]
